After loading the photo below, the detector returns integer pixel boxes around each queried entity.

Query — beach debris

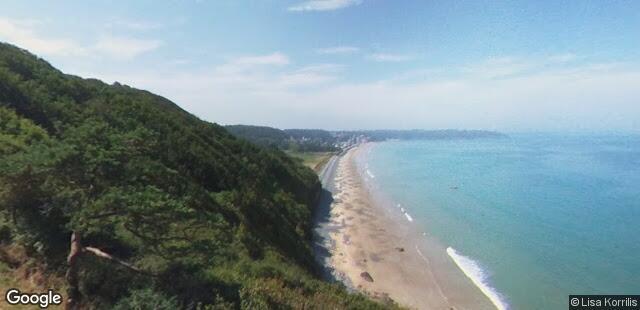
[395,247,405,252]
[360,271,374,282]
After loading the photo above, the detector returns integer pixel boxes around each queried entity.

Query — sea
[360,133,640,310]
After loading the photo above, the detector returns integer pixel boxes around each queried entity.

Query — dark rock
[360,271,374,282]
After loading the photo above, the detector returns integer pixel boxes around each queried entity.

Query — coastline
[314,143,496,309]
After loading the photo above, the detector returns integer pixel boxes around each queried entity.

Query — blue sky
[1,0,639,131]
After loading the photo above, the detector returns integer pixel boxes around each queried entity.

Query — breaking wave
[446,247,509,310]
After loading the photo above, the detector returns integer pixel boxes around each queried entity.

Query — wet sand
[319,144,495,310]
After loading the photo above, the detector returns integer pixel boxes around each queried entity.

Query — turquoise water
[365,134,640,309]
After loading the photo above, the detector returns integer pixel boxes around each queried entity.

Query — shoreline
[314,143,496,309]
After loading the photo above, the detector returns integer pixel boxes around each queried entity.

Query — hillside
[225,125,291,149]
[0,43,389,309]
[225,125,338,152]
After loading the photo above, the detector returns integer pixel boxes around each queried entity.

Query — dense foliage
[0,43,388,309]
[225,125,291,149]
[226,125,339,152]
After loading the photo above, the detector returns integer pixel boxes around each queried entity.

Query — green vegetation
[224,125,291,149]
[226,125,339,152]
[286,151,334,173]
[0,43,392,309]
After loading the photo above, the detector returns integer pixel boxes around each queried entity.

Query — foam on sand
[366,169,375,178]
[446,247,509,310]
[398,206,413,221]
[404,212,413,222]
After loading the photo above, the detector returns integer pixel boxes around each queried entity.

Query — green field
[286,151,335,173]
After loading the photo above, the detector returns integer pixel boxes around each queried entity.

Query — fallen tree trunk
[65,231,150,310]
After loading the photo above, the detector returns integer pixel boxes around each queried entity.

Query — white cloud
[549,53,577,63]
[296,63,344,73]
[463,54,585,79]
[92,37,161,60]
[463,57,534,79]
[288,0,362,12]
[315,46,360,54]
[80,57,341,123]
[92,56,640,131]
[0,17,86,56]
[276,63,343,87]
[94,36,163,60]
[367,53,412,62]
[168,59,192,66]
[0,17,162,60]
[105,19,163,31]
[212,52,291,76]
[282,62,640,130]
[231,52,290,66]
[210,57,336,90]
[277,71,336,88]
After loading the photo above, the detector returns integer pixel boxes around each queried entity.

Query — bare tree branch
[83,246,154,276]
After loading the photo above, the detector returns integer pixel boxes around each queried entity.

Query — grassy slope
[286,151,335,173]
[0,245,65,309]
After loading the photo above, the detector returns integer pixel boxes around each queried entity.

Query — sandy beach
[317,144,496,310]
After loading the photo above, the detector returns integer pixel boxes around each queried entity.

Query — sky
[1,0,639,132]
